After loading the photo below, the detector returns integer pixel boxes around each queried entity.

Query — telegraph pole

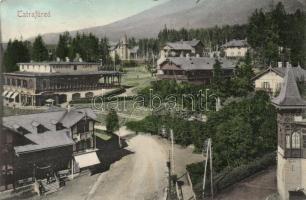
[170,129,175,173]
[203,138,213,200]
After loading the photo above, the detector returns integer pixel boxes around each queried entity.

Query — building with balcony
[272,66,306,200]
[157,57,235,85]
[0,108,100,191]
[2,61,122,108]
[221,39,249,58]
[159,39,204,59]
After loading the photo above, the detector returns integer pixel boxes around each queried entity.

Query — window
[286,135,291,149]
[303,135,306,148]
[262,82,270,89]
[89,121,94,131]
[74,65,77,70]
[292,132,301,149]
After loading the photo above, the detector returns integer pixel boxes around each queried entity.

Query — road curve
[87,134,168,200]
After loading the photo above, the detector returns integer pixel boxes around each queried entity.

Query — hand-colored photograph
[0,0,306,199]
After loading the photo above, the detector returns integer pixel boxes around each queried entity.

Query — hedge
[187,152,276,198]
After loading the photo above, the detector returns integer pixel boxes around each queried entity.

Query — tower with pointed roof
[272,66,306,199]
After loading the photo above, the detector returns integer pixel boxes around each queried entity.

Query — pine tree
[106,109,119,133]
[3,39,30,72]
[212,58,223,95]
[56,32,70,60]
[32,35,49,61]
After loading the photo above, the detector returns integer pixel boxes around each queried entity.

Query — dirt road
[86,134,168,200]
[34,134,203,200]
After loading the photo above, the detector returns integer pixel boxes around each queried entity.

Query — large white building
[109,35,140,61]
[221,39,249,58]
[2,60,121,107]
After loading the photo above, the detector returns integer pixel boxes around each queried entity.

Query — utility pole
[170,129,174,174]
[203,138,213,200]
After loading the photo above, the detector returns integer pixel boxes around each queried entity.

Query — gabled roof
[3,108,97,154]
[222,39,248,48]
[14,130,74,154]
[160,57,236,71]
[165,39,202,51]
[272,67,306,109]
[253,65,306,81]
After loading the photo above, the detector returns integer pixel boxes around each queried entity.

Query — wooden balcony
[284,149,303,158]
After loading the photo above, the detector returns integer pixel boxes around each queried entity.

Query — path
[87,134,168,200]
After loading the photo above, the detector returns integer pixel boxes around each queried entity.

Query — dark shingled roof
[3,108,97,154]
[272,67,306,109]
[222,39,248,48]
[160,57,236,71]
[165,39,201,50]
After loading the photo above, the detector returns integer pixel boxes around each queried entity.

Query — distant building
[253,63,306,96]
[221,39,249,58]
[0,108,100,192]
[160,39,204,59]
[109,35,140,61]
[2,60,122,107]
[272,67,306,200]
[157,57,235,85]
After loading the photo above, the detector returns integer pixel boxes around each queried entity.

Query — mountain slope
[40,0,306,44]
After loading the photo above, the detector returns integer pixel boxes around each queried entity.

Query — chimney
[79,57,83,62]
[286,62,291,68]
[56,57,60,62]
[186,53,190,59]
[196,54,200,58]
[65,57,70,62]
[278,62,283,68]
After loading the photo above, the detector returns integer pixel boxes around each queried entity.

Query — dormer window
[13,124,30,135]
[56,122,65,131]
[32,121,49,134]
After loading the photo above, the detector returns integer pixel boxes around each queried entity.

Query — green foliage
[106,109,119,133]
[247,3,306,66]
[187,152,276,198]
[55,32,70,60]
[230,52,255,96]
[206,91,277,172]
[158,24,248,50]
[64,32,111,63]
[212,59,223,95]
[3,39,30,72]
[32,35,49,61]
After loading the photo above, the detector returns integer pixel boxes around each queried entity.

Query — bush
[187,152,276,198]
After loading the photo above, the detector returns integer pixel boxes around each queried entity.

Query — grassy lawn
[95,129,112,141]
[121,65,155,93]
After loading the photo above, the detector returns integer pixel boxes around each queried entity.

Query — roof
[17,62,100,65]
[129,46,139,54]
[14,130,74,154]
[222,39,248,48]
[272,67,306,109]
[253,65,306,81]
[3,70,122,77]
[3,108,97,154]
[165,39,202,50]
[160,57,236,71]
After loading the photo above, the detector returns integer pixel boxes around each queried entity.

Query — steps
[41,179,60,195]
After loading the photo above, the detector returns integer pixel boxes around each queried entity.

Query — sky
[1,0,169,42]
